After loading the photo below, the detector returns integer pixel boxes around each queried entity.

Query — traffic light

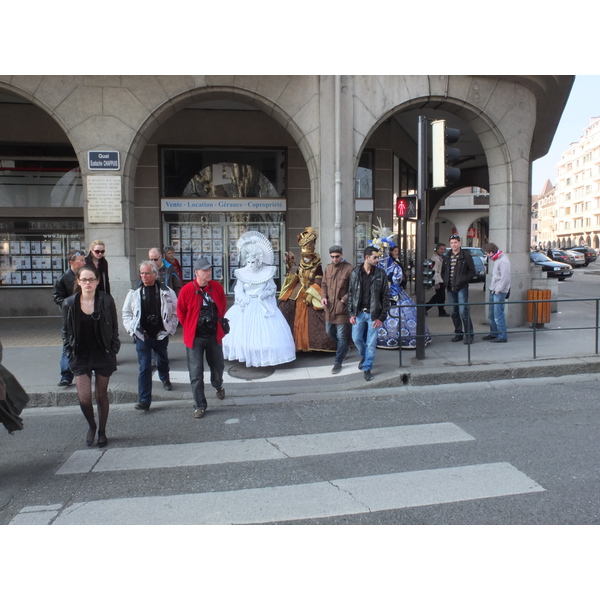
[422,259,435,288]
[431,119,461,189]
[396,195,418,220]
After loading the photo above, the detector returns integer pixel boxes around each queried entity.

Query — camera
[147,314,160,326]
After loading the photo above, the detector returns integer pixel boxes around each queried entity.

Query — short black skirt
[69,347,117,378]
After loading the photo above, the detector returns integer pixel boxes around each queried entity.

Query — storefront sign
[87,176,122,223]
[161,198,287,212]
[88,151,120,170]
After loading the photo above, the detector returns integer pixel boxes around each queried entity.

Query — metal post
[415,116,428,360]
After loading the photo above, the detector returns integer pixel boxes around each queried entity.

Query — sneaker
[163,380,173,391]
[491,338,507,343]
[364,370,374,382]
[216,387,225,400]
[194,408,206,419]
[331,362,342,374]
[451,335,463,342]
[134,401,150,411]
[58,379,72,387]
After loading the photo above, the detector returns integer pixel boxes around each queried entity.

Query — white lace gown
[222,266,296,367]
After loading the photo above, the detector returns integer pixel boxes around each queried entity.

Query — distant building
[553,117,600,250]
[532,180,556,249]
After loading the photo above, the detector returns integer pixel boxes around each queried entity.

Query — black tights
[75,373,110,444]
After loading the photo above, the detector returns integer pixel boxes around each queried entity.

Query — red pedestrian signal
[396,196,418,220]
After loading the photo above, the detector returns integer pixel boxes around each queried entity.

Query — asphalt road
[2,374,600,526]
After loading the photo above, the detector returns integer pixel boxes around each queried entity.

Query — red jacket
[177,279,227,348]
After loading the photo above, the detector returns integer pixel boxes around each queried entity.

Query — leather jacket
[347,264,390,321]
[61,291,121,359]
[441,248,476,292]
[53,269,77,307]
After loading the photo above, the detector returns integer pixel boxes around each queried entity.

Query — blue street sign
[88,151,120,170]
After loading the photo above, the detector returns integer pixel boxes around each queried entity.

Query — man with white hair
[122,260,178,411]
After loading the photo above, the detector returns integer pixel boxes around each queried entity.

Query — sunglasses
[94,249,105,254]
[151,258,161,261]
[330,254,341,259]
[449,235,460,240]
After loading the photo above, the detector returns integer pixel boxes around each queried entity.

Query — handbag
[219,316,230,335]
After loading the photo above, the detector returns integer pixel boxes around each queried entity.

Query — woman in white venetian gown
[222,232,296,367]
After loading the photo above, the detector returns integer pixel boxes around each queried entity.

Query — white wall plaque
[87,176,122,223]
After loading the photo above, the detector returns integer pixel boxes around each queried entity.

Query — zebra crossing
[9,421,545,525]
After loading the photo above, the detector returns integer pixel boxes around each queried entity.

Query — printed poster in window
[213,267,223,280]
[202,225,212,238]
[212,226,222,239]
[31,241,41,254]
[170,225,181,239]
[42,272,54,285]
[212,239,223,253]
[202,239,211,253]
[212,254,223,267]
[32,271,42,285]
[183,267,192,280]
[191,225,202,239]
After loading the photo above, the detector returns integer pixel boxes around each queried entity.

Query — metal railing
[400,297,600,366]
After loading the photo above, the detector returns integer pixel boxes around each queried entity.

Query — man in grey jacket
[482,242,511,343]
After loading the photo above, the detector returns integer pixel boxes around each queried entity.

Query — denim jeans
[488,292,508,340]
[60,345,73,383]
[351,311,378,371]
[135,336,170,405]
[186,335,224,409]
[325,321,352,364]
[447,287,473,337]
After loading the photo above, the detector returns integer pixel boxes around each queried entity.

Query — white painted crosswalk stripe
[49,462,544,525]
[56,423,474,475]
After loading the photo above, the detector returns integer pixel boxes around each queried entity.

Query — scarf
[491,250,503,261]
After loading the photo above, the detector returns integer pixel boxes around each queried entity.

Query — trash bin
[526,289,551,326]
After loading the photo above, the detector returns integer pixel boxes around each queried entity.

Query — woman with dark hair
[85,240,110,294]
[62,263,120,447]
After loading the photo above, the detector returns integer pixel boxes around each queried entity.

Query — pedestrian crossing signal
[396,195,418,220]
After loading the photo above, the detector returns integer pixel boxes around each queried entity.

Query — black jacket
[61,291,121,360]
[441,248,476,292]
[52,269,77,307]
[347,264,390,321]
[85,253,110,295]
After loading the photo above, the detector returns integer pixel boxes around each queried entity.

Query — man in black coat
[347,246,390,382]
[441,234,476,344]
[53,249,86,385]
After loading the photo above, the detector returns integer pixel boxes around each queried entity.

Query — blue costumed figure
[370,221,431,349]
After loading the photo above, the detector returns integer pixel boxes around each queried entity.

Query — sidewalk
[2,285,600,409]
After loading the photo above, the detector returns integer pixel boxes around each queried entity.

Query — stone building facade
[0,75,573,325]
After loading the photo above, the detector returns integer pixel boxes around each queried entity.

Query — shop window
[163,213,285,295]
[0,158,83,208]
[355,151,373,198]
[0,219,84,287]
[162,148,285,198]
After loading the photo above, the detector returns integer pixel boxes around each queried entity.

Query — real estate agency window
[160,147,287,294]
[0,147,84,287]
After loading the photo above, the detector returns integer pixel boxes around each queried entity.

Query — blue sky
[532,75,600,194]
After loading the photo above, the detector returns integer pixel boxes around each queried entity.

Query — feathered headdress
[369,218,397,251]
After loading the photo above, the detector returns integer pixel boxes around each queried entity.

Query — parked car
[545,248,578,267]
[566,246,598,266]
[463,247,486,258]
[564,250,585,267]
[530,252,573,281]
[470,255,487,282]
